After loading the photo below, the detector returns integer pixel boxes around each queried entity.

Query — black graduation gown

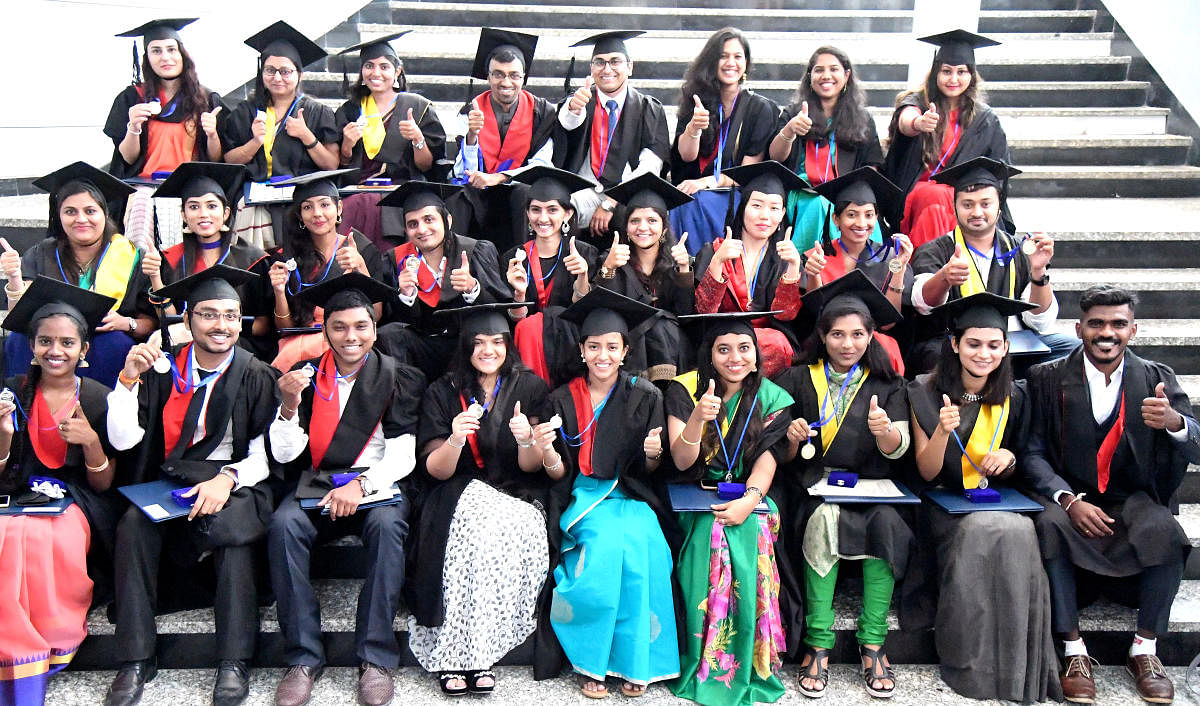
[220,95,339,182]
[556,86,670,188]
[596,261,692,379]
[21,237,154,322]
[335,92,447,181]
[271,230,387,328]
[104,84,225,179]
[669,90,778,182]
[380,235,507,331]
[1021,348,1197,574]
[2,375,122,604]
[408,370,561,676]
[161,239,272,318]
[773,103,884,177]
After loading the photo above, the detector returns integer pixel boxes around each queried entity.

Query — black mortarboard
[799,269,903,328]
[570,30,644,57]
[472,28,538,81]
[379,181,464,214]
[152,264,258,309]
[932,292,1036,334]
[434,301,526,338]
[606,172,693,213]
[33,161,136,205]
[153,162,246,204]
[244,21,326,70]
[813,167,905,231]
[723,160,811,199]
[678,311,769,343]
[930,156,1021,195]
[2,276,115,338]
[116,18,196,42]
[275,169,359,204]
[918,29,1000,67]
[511,165,594,204]
[296,271,396,312]
[560,287,659,339]
[338,30,412,64]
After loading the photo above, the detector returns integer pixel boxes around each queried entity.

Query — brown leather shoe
[275,664,322,706]
[358,662,394,706]
[1060,654,1097,703]
[1126,654,1174,703]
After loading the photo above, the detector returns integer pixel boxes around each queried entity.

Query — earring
[29,358,39,366]
[298,221,307,230]
[219,223,230,232]
[77,355,89,368]
[561,221,570,235]
[527,224,535,238]
[581,354,586,362]
[336,215,343,225]
[619,358,625,366]
[180,223,192,234]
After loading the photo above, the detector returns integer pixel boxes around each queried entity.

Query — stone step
[1052,271,1200,316]
[1010,135,1193,166]
[1009,165,1200,198]
[420,0,918,9]
[1042,231,1200,269]
[1049,319,1200,377]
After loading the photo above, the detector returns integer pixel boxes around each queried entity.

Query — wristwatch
[598,266,617,280]
[412,139,426,151]
[1030,272,1050,286]
[127,317,137,333]
[356,475,375,496]
[599,199,615,212]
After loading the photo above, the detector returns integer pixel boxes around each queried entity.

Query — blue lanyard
[950,403,1005,476]
[287,234,346,296]
[55,240,113,288]
[822,130,836,183]
[361,93,399,121]
[559,380,618,447]
[713,387,761,479]
[312,352,372,402]
[470,376,503,415]
[10,379,80,432]
[526,239,563,284]
[273,94,304,140]
[929,123,961,177]
[170,347,233,394]
[714,95,739,178]
[965,236,1021,269]
[415,251,444,292]
[181,243,232,282]
[810,361,859,431]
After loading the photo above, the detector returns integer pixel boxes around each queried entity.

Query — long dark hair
[139,39,208,129]
[894,57,986,169]
[730,190,789,241]
[50,182,119,283]
[450,330,525,405]
[180,192,234,276]
[615,204,678,283]
[348,53,408,101]
[691,328,766,478]
[677,28,752,156]
[251,55,304,109]
[282,194,346,325]
[789,46,873,147]
[802,301,896,381]
[932,328,1012,406]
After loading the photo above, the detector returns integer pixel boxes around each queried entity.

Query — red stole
[804,137,837,186]
[162,344,197,457]
[308,351,341,470]
[918,109,961,182]
[29,389,69,469]
[476,91,535,173]
[1096,392,1125,493]
[699,139,719,175]
[589,97,616,179]
[823,241,852,282]
[392,243,441,307]
[513,313,550,383]
[568,377,596,476]
[525,240,556,308]
[712,238,752,311]
[457,393,486,468]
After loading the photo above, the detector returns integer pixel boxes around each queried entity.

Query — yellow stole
[960,397,1010,488]
[262,106,278,177]
[809,363,868,452]
[87,234,139,312]
[360,95,388,159]
[953,226,1015,298]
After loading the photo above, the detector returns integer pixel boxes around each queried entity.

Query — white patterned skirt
[408,480,550,671]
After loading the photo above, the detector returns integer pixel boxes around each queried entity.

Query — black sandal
[467,669,496,694]
[797,646,829,698]
[859,644,896,698]
[438,672,468,696]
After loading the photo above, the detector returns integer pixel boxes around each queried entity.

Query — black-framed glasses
[590,57,626,70]
[489,71,524,82]
[263,67,296,79]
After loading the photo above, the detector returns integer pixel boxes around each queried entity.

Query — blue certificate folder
[924,486,1044,514]
[298,484,403,515]
[668,483,770,514]
[0,496,74,516]
[120,479,191,522]
[815,480,921,505]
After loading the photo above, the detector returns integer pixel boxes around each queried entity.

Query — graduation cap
[336,31,412,93]
[677,311,772,343]
[918,29,1000,67]
[1,276,115,338]
[153,162,246,204]
[296,271,396,313]
[472,28,538,81]
[605,172,693,213]
[799,269,903,329]
[813,167,905,232]
[723,160,811,199]
[930,156,1021,195]
[379,180,464,214]
[33,161,136,204]
[433,301,527,337]
[510,165,594,204]
[274,169,359,203]
[152,264,259,310]
[115,18,198,84]
[560,287,659,339]
[244,21,326,70]
[932,291,1036,335]
[570,30,645,57]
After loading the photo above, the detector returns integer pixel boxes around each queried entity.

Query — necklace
[960,391,984,403]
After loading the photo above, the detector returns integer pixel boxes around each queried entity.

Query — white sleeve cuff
[558,102,586,130]
[910,273,943,315]
[106,382,145,451]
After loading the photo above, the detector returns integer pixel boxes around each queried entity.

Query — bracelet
[542,459,563,472]
[218,468,238,485]
[689,130,703,139]
[412,139,426,151]
[743,485,764,502]
[447,436,466,449]
[780,272,801,285]
[127,121,142,136]
[647,450,663,461]
[0,452,9,466]
[573,284,588,299]
[887,284,904,293]
[516,436,535,448]
[118,371,142,387]
[86,458,110,474]
[679,430,701,446]
[1063,492,1085,513]
[147,292,169,306]
[274,308,291,319]
[302,137,319,150]
[778,131,796,143]
[279,404,297,418]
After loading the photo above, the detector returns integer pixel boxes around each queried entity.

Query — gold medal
[887,257,904,274]
[1021,238,1037,256]
[801,441,816,460]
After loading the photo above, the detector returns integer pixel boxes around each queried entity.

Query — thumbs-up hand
[602,231,630,271]
[803,243,827,279]
[58,401,100,446]
[713,229,743,266]
[695,379,723,423]
[916,103,940,133]
[670,231,691,271]
[776,235,802,277]
[569,75,593,115]
[1142,381,1185,431]
[563,236,589,277]
[786,100,813,138]
[0,237,22,286]
[938,394,960,434]
[643,425,664,459]
[466,106,485,138]
[140,247,164,290]
[284,107,313,141]
[450,250,477,293]
[200,105,223,139]
[398,107,423,142]
[335,235,365,274]
[941,244,970,287]
[508,401,534,445]
[506,251,528,298]
[867,394,893,437]
[688,94,710,134]
[250,110,267,143]
[396,256,419,296]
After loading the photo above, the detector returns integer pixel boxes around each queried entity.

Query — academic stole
[961,397,1009,489]
[678,370,743,472]
[88,235,139,313]
[589,98,616,179]
[393,242,441,306]
[525,240,556,308]
[476,90,535,172]
[308,350,341,470]
[954,227,1015,298]
[263,107,278,176]
[162,344,202,455]
[29,388,70,468]
[567,377,597,476]
[1096,392,1125,492]
[359,95,389,159]
[457,393,486,468]
[809,363,868,451]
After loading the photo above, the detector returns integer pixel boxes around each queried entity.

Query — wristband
[118,371,142,387]
[1063,492,1086,513]
[127,121,143,136]
[778,131,796,143]
[302,137,319,150]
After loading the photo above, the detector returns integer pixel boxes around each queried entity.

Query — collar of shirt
[595,85,628,113]
[1083,354,1125,423]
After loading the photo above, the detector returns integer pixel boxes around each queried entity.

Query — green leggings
[803,558,895,649]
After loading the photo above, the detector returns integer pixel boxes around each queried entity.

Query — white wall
[0,0,366,180]
[907,0,982,85]
[1104,0,1200,124]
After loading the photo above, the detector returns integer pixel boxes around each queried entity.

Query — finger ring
[59,423,67,431]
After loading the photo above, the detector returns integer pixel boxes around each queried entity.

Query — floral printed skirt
[671,499,786,706]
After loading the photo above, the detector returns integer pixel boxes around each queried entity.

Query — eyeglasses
[489,71,525,82]
[263,67,296,79]
[191,311,241,322]
[590,57,627,70]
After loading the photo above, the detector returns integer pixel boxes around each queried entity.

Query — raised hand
[121,341,162,385]
[199,105,223,139]
[568,75,593,115]
[563,236,589,277]
[250,111,267,143]
[449,409,481,444]
[506,251,528,298]
[0,238,22,287]
[140,247,164,288]
[776,236,802,278]
[787,416,816,445]
[1027,231,1055,271]
[643,425,663,459]
[449,251,477,293]
[466,105,485,138]
[509,401,533,444]
[915,103,940,133]
[342,118,364,145]
[397,108,424,142]
[127,101,154,134]
[335,236,365,274]
[1142,382,1184,431]
[277,369,311,413]
[284,107,312,141]
[57,402,100,447]
[803,243,827,279]
[268,261,290,294]
[670,231,691,271]
[786,100,812,138]
[688,94,710,134]
[603,231,630,271]
[941,244,971,288]
[694,379,723,423]
[939,394,960,434]
[867,395,893,437]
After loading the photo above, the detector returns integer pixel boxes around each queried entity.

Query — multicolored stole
[960,397,1009,489]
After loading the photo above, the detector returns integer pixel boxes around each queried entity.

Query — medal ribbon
[951,396,1009,489]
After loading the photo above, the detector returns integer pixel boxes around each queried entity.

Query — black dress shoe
[105,659,157,706]
[212,659,251,706]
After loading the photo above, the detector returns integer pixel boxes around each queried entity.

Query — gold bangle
[679,430,701,446]
[86,458,110,474]
[274,308,290,319]
[779,131,796,143]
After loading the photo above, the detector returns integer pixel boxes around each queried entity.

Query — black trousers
[267,491,410,668]
[1043,556,1183,636]
[113,505,258,662]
